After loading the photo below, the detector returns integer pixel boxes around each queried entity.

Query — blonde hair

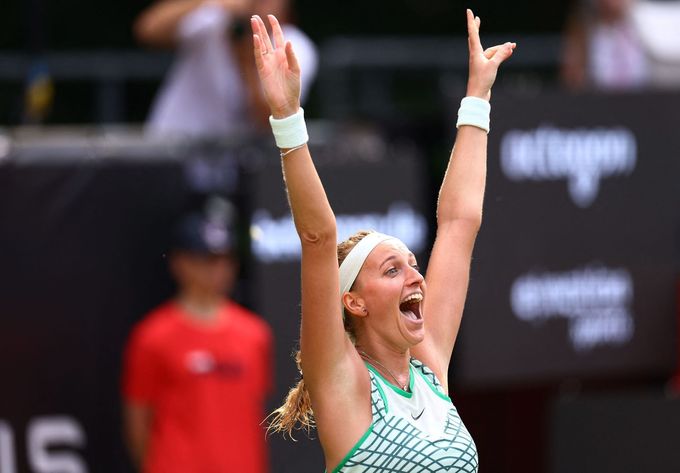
[266,230,373,438]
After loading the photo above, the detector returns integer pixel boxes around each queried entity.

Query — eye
[385,267,399,276]
[411,264,420,272]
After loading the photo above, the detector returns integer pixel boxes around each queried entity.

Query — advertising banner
[456,92,680,387]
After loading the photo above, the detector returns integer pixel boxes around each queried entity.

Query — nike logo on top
[411,408,425,421]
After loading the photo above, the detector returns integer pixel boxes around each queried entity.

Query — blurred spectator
[630,0,680,88]
[561,0,650,91]
[121,198,273,473]
[134,0,318,137]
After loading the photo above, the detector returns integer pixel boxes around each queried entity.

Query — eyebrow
[379,255,398,269]
[379,252,416,269]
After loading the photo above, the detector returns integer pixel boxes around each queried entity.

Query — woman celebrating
[251,10,515,472]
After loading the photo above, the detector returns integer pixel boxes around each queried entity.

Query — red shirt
[122,300,273,473]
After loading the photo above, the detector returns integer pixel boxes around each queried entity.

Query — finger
[253,15,273,54]
[268,14,285,50]
[252,32,265,70]
[483,45,503,60]
[466,9,483,54]
[251,16,264,50]
[490,42,517,67]
[250,15,261,38]
[254,15,274,52]
[285,41,300,75]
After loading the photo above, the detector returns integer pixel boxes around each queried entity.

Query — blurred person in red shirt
[122,201,273,473]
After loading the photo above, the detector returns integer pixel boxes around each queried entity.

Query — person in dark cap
[121,203,273,473]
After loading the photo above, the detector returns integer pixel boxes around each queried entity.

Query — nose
[407,265,424,286]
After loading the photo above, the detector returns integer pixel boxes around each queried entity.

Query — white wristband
[269,107,309,149]
[456,97,491,133]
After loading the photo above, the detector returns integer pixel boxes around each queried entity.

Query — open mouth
[399,293,423,321]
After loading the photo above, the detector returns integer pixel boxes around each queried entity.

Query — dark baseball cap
[171,212,234,255]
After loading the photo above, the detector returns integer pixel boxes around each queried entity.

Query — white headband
[339,232,401,302]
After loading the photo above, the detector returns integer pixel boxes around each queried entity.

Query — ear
[342,291,368,318]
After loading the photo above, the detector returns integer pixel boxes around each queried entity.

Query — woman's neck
[355,341,411,390]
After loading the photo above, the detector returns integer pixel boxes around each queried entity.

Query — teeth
[401,293,423,304]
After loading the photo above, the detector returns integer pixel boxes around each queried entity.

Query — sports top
[332,358,478,473]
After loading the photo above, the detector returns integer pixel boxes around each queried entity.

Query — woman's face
[352,240,426,350]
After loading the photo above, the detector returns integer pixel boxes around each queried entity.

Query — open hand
[251,14,301,118]
[465,9,516,101]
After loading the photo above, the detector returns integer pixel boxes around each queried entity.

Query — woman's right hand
[250,14,301,118]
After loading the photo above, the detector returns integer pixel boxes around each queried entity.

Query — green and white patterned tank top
[332,358,478,473]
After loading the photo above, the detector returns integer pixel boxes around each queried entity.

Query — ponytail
[267,230,372,438]
[266,350,315,439]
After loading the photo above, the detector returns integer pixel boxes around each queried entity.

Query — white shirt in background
[147,4,318,137]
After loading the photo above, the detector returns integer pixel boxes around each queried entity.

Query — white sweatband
[456,96,491,133]
[269,107,309,149]
[339,232,401,307]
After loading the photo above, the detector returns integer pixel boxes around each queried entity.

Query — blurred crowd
[17,0,680,127]
[561,0,680,90]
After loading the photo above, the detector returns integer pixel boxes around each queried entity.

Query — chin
[398,328,425,348]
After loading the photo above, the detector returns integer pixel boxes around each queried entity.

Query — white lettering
[27,417,88,473]
[510,266,634,351]
[500,126,637,207]
[0,421,16,473]
[250,202,428,263]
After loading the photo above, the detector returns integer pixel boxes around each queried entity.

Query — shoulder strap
[367,368,388,419]
[410,357,448,397]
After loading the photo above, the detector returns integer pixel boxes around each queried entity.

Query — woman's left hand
[465,9,516,101]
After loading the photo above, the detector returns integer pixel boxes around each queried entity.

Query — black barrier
[456,92,680,387]
[0,128,428,473]
[551,392,680,472]
[0,139,264,472]
[0,159,192,472]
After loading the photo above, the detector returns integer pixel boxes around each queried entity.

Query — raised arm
[250,15,355,383]
[411,10,516,388]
